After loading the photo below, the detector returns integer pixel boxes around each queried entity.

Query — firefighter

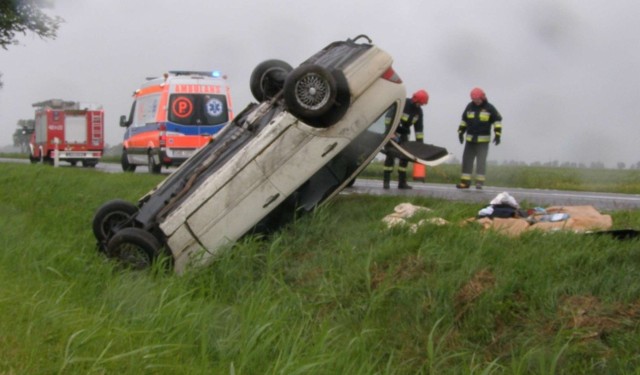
[456,87,502,189]
[383,89,428,189]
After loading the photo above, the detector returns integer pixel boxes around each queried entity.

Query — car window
[371,105,397,135]
[351,103,398,159]
[168,94,229,126]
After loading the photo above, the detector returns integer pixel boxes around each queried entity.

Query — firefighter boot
[456,180,470,189]
[398,171,413,189]
[383,171,391,189]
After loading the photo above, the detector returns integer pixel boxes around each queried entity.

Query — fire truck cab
[120,71,234,173]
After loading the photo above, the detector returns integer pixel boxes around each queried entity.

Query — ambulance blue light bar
[168,70,224,78]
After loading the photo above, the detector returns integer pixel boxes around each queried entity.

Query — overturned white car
[92,35,448,273]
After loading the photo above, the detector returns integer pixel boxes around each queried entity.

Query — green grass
[1,164,640,374]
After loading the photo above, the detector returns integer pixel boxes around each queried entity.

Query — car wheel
[121,150,136,172]
[106,227,162,270]
[303,70,350,128]
[284,64,337,120]
[148,153,161,174]
[92,199,139,244]
[250,59,293,102]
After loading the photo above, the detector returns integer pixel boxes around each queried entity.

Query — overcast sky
[1,0,639,167]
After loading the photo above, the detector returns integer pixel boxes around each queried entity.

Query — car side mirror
[119,115,130,127]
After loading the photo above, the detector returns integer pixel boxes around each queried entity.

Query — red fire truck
[29,99,105,167]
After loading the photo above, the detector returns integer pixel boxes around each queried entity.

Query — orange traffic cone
[412,163,426,182]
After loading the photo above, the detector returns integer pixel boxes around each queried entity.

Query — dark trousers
[383,134,409,173]
[461,142,489,183]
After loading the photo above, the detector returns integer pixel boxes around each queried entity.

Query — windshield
[168,94,229,126]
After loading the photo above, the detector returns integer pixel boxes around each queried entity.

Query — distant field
[1,163,639,374]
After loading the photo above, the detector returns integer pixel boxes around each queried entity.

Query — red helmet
[470,87,486,101]
[412,89,429,105]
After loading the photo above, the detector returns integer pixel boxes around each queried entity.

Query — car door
[296,101,402,209]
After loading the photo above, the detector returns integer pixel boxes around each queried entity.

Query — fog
[1,0,639,167]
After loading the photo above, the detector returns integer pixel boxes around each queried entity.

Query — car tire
[106,227,162,270]
[121,150,136,172]
[303,70,350,128]
[92,199,139,244]
[284,64,337,121]
[148,153,161,174]
[250,59,293,102]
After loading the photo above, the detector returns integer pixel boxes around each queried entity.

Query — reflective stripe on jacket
[458,100,502,143]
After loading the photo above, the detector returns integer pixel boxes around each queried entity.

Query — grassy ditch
[0,164,639,374]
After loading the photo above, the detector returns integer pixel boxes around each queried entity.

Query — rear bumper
[56,150,103,159]
[160,148,198,166]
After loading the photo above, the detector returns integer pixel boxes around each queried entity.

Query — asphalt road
[3,158,640,211]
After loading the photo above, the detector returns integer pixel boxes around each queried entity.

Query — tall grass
[1,164,639,374]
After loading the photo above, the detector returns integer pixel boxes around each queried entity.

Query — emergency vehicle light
[168,70,224,78]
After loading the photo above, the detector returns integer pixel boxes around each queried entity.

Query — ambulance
[119,71,234,173]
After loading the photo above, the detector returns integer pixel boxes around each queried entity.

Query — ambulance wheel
[250,59,293,102]
[148,154,161,174]
[106,227,162,270]
[92,199,138,243]
[121,150,136,172]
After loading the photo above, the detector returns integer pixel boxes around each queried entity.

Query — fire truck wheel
[148,154,162,174]
[106,227,162,270]
[92,199,139,244]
